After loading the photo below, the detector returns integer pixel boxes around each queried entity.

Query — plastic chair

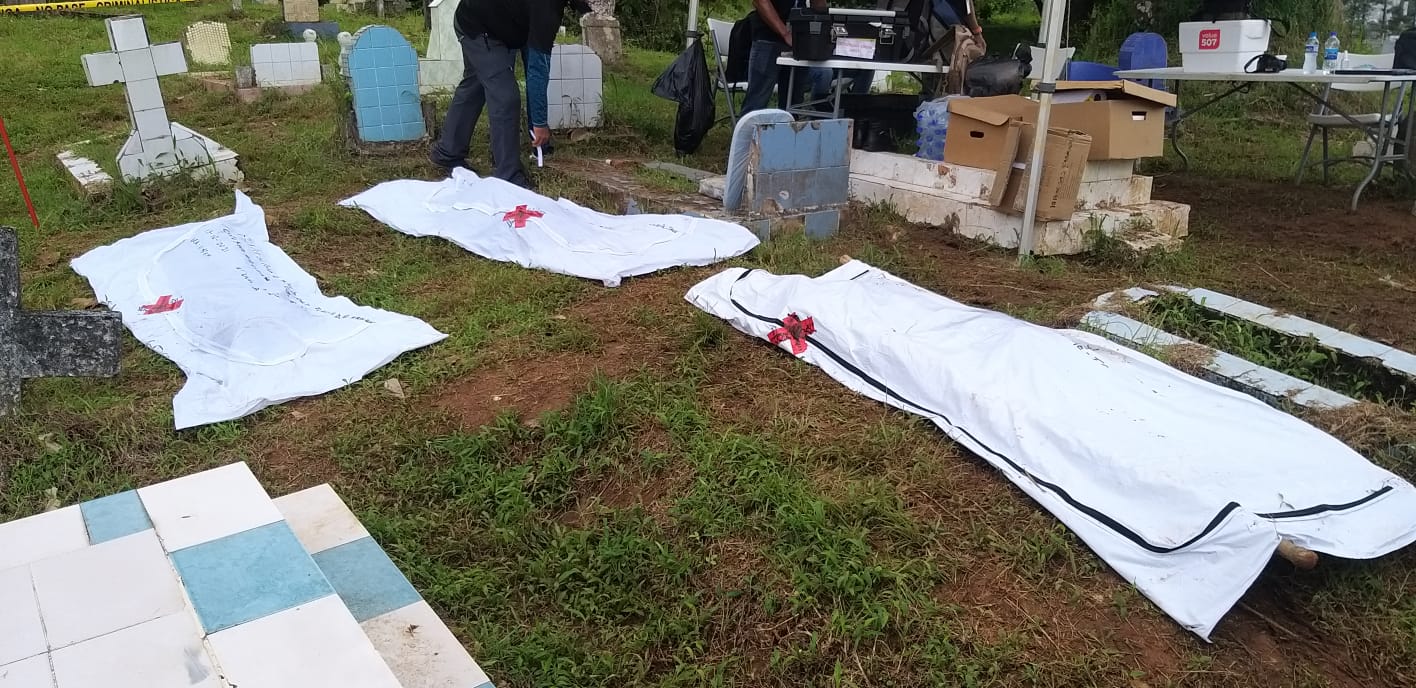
[1296,53,1409,183]
[708,18,747,124]
[1066,61,1119,80]
[1119,32,1168,92]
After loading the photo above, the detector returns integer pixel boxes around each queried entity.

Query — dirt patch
[1155,176,1416,350]
[433,348,634,428]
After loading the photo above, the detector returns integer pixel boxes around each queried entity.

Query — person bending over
[430,0,589,188]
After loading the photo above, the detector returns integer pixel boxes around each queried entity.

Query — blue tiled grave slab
[171,520,335,634]
[79,490,152,544]
[348,25,426,143]
[0,464,495,688]
[314,537,423,623]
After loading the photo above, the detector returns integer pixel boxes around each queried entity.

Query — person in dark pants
[742,0,827,115]
[430,0,588,188]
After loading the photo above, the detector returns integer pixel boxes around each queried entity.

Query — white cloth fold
[686,260,1416,639]
[340,168,761,287]
[72,192,446,429]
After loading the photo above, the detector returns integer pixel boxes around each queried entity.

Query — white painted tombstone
[548,44,603,129]
[185,21,232,66]
[338,31,354,78]
[417,0,460,94]
[251,43,322,88]
[81,15,242,184]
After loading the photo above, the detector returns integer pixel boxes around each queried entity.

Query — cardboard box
[1047,81,1175,160]
[946,86,1173,163]
[1001,127,1093,221]
[944,95,1036,170]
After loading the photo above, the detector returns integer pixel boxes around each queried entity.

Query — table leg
[1167,81,1250,173]
[786,67,798,114]
[1352,82,1394,211]
[832,68,844,119]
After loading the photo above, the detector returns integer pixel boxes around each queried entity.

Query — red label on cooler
[1198,29,1221,50]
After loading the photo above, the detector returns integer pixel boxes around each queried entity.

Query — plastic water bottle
[1323,31,1341,72]
[1303,32,1319,73]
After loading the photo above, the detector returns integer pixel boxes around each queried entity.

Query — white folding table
[776,56,948,120]
[1116,67,1416,210]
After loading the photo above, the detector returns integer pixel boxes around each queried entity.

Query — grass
[3,4,1416,687]
[1141,292,1416,408]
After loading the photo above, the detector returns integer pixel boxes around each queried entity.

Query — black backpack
[725,14,753,84]
[1397,28,1416,70]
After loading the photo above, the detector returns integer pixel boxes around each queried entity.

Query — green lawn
[2,4,1416,688]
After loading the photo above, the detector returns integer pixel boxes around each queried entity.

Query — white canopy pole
[1018,0,1069,260]
[687,0,701,46]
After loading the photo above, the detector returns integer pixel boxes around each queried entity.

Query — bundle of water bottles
[913,95,967,161]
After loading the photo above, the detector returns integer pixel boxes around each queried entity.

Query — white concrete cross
[81,15,191,180]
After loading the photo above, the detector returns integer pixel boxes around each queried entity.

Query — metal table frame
[776,56,948,120]
[1116,67,1416,211]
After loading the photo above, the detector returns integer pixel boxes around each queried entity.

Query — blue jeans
[743,40,807,114]
[432,34,530,188]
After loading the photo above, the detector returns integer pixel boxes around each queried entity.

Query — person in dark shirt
[934,0,985,52]
[430,0,589,188]
[742,0,827,114]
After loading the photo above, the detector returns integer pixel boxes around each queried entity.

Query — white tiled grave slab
[137,461,282,552]
[252,42,322,88]
[549,43,603,130]
[0,463,494,688]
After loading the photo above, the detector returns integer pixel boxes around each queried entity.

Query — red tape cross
[502,204,544,228]
[768,313,815,355]
[140,295,184,315]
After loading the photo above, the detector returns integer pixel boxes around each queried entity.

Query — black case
[788,7,911,63]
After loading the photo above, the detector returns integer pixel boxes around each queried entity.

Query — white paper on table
[834,37,876,60]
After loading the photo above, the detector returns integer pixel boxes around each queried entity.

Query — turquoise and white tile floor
[0,462,493,688]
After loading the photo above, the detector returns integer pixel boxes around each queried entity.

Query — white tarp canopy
[686,260,1416,638]
[71,192,447,429]
[341,169,761,288]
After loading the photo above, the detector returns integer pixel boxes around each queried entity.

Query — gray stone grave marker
[0,227,123,416]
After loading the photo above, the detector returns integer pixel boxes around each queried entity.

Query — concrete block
[1077,175,1153,209]
[1081,158,1137,183]
[803,209,840,238]
[56,150,114,200]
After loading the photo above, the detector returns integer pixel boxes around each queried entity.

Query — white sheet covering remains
[339,168,761,287]
[71,192,446,429]
[686,260,1416,639]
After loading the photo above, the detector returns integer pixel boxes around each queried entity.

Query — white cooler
[1179,20,1272,73]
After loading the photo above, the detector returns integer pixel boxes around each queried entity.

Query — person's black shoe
[428,149,474,174]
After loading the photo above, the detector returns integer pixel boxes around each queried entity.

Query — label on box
[1198,28,1221,51]
[835,37,876,59]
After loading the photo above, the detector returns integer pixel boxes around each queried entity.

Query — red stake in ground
[768,313,815,355]
[140,295,184,315]
[501,205,544,228]
[0,117,40,229]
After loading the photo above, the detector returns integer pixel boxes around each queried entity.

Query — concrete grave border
[1079,286,1365,411]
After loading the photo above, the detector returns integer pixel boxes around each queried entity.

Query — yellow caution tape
[0,0,194,14]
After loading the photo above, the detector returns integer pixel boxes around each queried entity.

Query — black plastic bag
[652,37,716,156]
[964,57,1028,98]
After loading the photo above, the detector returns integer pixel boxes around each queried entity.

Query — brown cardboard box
[1000,127,1093,221]
[1048,81,1176,160]
[943,95,1036,170]
[945,84,1174,164]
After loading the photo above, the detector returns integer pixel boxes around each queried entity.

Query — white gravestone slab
[417,0,461,94]
[251,43,321,88]
[184,22,232,67]
[82,15,242,184]
[547,44,603,130]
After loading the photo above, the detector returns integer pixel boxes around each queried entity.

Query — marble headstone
[0,227,122,416]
